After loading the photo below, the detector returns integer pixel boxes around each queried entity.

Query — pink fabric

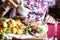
[57,23,60,39]
[47,23,55,38]
[47,23,60,39]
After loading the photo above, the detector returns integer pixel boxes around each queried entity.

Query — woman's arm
[0,0,20,17]
[0,0,10,17]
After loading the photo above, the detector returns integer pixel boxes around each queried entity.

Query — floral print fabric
[22,0,55,21]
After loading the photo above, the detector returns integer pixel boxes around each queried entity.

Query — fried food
[7,19,16,28]
[16,19,21,26]
[2,21,8,28]
[12,28,17,34]
[7,29,12,34]
[7,22,14,28]
[0,18,25,34]
[17,29,23,34]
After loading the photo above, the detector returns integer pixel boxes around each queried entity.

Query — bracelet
[1,5,6,11]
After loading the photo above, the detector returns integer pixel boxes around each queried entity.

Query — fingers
[8,0,18,8]
[13,0,20,4]
[45,15,56,23]
[8,0,20,8]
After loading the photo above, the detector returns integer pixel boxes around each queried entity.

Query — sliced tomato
[32,25,38,30]
[0,27,3,32]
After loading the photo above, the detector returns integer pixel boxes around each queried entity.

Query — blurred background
[48,0,60,19]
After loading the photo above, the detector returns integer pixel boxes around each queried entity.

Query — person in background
[18,0,56,23]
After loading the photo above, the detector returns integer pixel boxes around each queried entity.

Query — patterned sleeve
[44,0,56,6]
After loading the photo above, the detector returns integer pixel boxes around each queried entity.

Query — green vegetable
[29,28,32,32]
[1,32,5,34]
[27,24,31,29]
[25,27,29,35]
[3,28,7,32]
[0,17,6,22]
[1,28,9,34]
[25,31,29,35]
[25,24,32,35]
[37,28,43,33]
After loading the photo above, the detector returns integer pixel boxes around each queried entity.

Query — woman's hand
[44,15,56,24]
[3,0,21,8]
[0,0,21,17]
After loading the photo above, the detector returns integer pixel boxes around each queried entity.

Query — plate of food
[0,17,48,40]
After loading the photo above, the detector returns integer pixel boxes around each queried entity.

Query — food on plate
[12,28,17,34]
[16,19,21,26]
[0,17,6,22]
[0,18,25,34]
[31,25,38,30]
[19,24,25,29]
[1,28,9,34]
[24,24,43,35]
[0,18,7,28]
[8,23,14,28]
[7,29,12,34]
[2,21,8,28]
[0,27,3,32]
[7,19,16,28]
[17,29,23,34]
[0,17,48,39]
